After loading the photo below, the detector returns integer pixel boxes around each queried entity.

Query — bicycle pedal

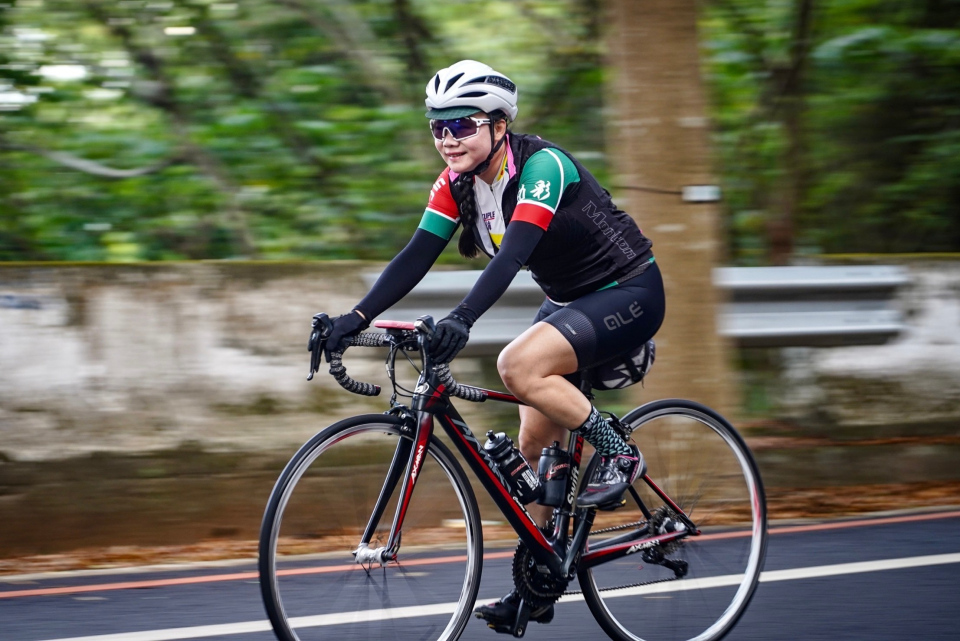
[486,622,520,636]
[598,498,627,512]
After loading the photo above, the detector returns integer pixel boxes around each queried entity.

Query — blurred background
[1,0,959,577]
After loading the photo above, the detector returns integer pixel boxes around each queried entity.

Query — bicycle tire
[259,414,483,641]
[578,399,767,641]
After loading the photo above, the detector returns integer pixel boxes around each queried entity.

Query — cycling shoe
[576,445,645,510]
[474,590,554,631]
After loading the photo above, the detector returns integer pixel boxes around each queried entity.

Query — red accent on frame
[482,389,524,405]
[440,415,551,550]
[572,436,584,466]
[581,530,687,566]
[374,320,416,330]
[642,474,689,520]
[393,414,433,535]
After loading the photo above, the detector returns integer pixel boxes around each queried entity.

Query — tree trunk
[768,0,815,265]
[606,0,737,415]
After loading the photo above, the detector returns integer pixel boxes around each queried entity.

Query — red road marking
[0,552,512,599]
[3,509,959,600]
[698,508,960,541]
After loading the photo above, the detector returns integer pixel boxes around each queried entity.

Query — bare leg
[497,323,591,428]
[498,323,592,528]
[517,405,568,528]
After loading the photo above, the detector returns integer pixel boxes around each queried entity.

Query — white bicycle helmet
[425,60,519,121]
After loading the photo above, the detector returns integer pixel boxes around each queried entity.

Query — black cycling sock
[575,407,631,457]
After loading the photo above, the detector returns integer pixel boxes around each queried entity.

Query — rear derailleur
[640,545,689,578]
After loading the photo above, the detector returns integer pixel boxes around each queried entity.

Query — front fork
[353,408,432,567]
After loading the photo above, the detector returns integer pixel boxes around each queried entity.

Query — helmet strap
[464,119,507,180]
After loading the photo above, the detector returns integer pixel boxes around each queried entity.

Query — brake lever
[308,313,333,381]
[414,315,436,336]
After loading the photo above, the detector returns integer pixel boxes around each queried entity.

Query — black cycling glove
[323,310,370,362]
[429,311,473,364]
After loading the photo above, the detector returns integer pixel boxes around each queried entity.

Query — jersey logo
[429,177,446,202]
[531,180,551,201]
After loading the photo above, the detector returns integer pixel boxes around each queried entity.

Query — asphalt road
[2,509,959,641]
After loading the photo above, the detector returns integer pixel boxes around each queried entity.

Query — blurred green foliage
[703,0,960,262]
[1,0,958,263]
[0,0,605,262]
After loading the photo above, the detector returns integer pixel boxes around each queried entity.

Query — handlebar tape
[435,365,487,402]
[325,332,390,396]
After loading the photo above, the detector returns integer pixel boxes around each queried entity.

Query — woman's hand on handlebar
[429,311,472,364]
[323,310,370,362]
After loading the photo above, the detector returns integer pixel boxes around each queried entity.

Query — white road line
[34,552,960,641]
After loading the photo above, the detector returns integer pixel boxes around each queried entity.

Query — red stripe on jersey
[427,168,459,221]
[512,202,554,230]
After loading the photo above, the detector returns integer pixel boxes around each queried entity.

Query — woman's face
[433,111,505,173]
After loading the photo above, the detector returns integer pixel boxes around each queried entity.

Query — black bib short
[534,261,665,372]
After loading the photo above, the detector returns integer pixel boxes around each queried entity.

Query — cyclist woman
[323,59,665,627]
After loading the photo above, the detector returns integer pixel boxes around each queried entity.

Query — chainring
[511,541,568,609]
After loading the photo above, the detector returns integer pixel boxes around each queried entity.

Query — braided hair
[450,110,509,259]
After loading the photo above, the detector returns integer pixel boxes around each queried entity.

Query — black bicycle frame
[359,366,695,581]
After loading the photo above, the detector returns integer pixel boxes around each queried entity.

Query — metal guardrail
[362,265,910,354]
[715,266,909,348]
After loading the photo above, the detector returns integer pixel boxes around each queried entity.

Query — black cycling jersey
[357,131,654,324]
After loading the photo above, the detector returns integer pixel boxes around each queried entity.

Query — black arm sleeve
[454,221,545,325]
[354,228,450,320]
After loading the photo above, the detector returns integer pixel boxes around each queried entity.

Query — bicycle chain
[563,517,682,595]
[563,573,680,596]
[588,519,647,535]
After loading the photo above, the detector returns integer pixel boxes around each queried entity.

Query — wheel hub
[648,506,685,554]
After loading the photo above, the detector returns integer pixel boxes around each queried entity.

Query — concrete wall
[780,260,960,430]
[0,263,382,461]
[3,260,960,461]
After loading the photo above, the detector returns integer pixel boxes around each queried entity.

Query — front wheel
[259,414,483,641]
[579,399,767,641]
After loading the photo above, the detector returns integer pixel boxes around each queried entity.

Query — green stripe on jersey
[516,148,580,213]
[418,208,459,240]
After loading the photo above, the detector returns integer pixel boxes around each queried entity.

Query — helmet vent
[444,72,465,92]
[465,75,516,94]
[486,76,516,93]
[459,91,487,98]
[434,74,440,92]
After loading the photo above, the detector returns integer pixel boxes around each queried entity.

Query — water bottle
[536,442,570,507]
[483,431,542,504]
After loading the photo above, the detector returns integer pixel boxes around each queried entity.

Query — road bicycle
[259,316,767,641]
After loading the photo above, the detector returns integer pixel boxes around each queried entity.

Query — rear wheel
[259,414,483,641]
[579,399,767,641]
